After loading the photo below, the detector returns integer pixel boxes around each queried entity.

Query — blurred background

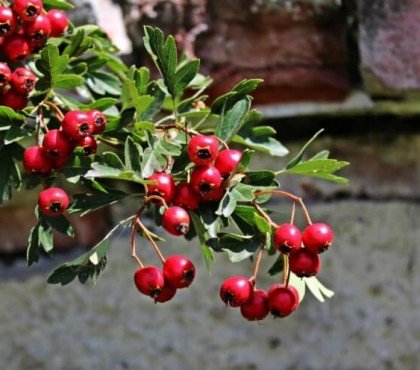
[0,0,419,369]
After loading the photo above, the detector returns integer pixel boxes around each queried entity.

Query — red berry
[0,62,11,88]
[47,9,69,37]
[77,135,97,156]
[200,185,225,201]
[289,249,321,278]
[13,0,43,22]
[274,223,302,254]
[24,14,51,41]
[268,284,299,318]
[190,165,222,196]
[240,289,269,321]
[162,206,190,236]
[172,182,200,210]
[0,89,29,110]
[51,155,70,170]
[220,276,253,307]
[146,172,176,203]
[23,146,53,174]
[154,280,177,303]
[2,34,31,62]
[134,266,165,298]
[38,187,70,217]
[302,223,334,253]
[0,7,17,37]
[61,110,94,141]
[10,67,36,95]
[215,149,242,177]
[163,255,196,289]
[88,109,107,134]
[188,135,219,165]
[42,129,73,158]
[28,37,46,53]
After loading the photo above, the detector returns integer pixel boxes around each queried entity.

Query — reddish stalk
[135,218,166,264]
[251,201,278,229]
[144,195,169,210]
[290,201,296,225]
[44,100,64,121]
[130,222,144,267]
[249,246,264,285]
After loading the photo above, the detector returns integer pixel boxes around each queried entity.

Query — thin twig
[144,195,169,210]
[130,222,144,267]
[135,218,166,264]
[290,201,296,225]
[250,247,264,285]
[252,201,278,229]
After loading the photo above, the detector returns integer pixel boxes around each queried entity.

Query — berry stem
[251,201,278,229]
[282,254,290,286]
[290,201,296,225]
[44,100,65,121]
[250,246,264,285]
[214,136,229,150]
[134,218,166,264]
[144,195,169,210]
[130,222,144,267]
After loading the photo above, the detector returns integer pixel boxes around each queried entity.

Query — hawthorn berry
[51,155,70,170]
[38,187,70,217]
[220,276,253,307]
[23,146,53,174]
[146,172,176,203]
[240,289,269,321]
[88,109,107,134]
[190,165,222,196]
[162,206,190,236]
[163,255,196,289]
[188,135,219,165]
[61,110,94,141]
[0,7,17,37]
[24,14,51,41]
[200,185,225,201]
[47,9,69,37]
[13,0,43,22]
[0,89,29,110]
[302,223,334,254]
[274,223,302,254]
[42,129,73,158]
[154,280,177,303]
[134,266,165,298]
[172,182,200,210]
[268,285,299,318]
[2,34,31,62]
[215,149,242,177]
[10,68,36,95]
[77,136,97,156]
[289,249,321,278]
[0,62,11,88]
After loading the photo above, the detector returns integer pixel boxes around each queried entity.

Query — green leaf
[231,205,271,235]
[124,137,143,173]
[218,233,265,263]
[268,255,284,276]
[42,0,74,10]
[70,191,129,216]
[305,277,335,302]
[4,125,30,145]
[286,129,324,169]
[79,98,117,111]
[215,98,251,142]
[216,183,255,218]
[44,215,74,237]
[244,171,276,186]
[85,163,146,184]
[0,107,25,130]
[190,212,214,271]
[284,159,349,184]
[27,223,40,266]
[39,219,54,253]
[54,74,84,89]
[0,144,22,204]
[35,44,69,91]
[121,78,154,117]
[173,59,200,96]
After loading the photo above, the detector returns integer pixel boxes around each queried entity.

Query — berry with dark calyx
[200,185,225,201]
[47,9,69,37]
[42,129,73,158]
[154,280,177,303]
[162,206,190,236]
[220,276,253,307]
[88,109,107,134]
[13,0,43,22]
[2,34,31,62]
[289,249,321,278]
[28,37,46,53]
[172,182,200,210]
[0,62,11,88]
[274,223,302,254]
[268,284,299,318]
[38,187,70,217]
[77,135,97,156]
[23,146,53,174]
[215,149,242,177]
[61,110,94,141]
[24,14,51,41]
[163,255,196,289]
[188,135,219,165]
[10,67,36,95]
[302,223,334,254]
[240,289,269,321]
[0,89,29,110]
[146,172,176,203]
[190,165,222,196]
[134,266,165,298]
[0,7,17,37]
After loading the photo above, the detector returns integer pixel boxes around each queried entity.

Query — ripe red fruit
[42,129,73,158]
[172,182,200,210]
[302,223,334,253]
[274,223,302,254]
[268,285,299,318]
[47,9,69,37]
[220,276,253,307]
[24,14,51,41]
[2,34,31,62]
[13,0,43,22]
[0,7,17,37]
[88,109,107,134]
[200,185,225,201]
[77,135,97,156]
[240,289,269,321]
[38,187,70,217]
[134,266,165,298]
[154,281,177,303]
[163,255,196,289]
[61,110,94,141]
[0,89,29,110]
[190,165,222,196]
[289,249,321,277]
[146,172,176,203]
[51,155,70,170]
[0,62,11,88]
[162,206,190,236]
[188,135,219,165]
[23,146,53,174]
[215,149,242,177]
[10,67,36,95]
